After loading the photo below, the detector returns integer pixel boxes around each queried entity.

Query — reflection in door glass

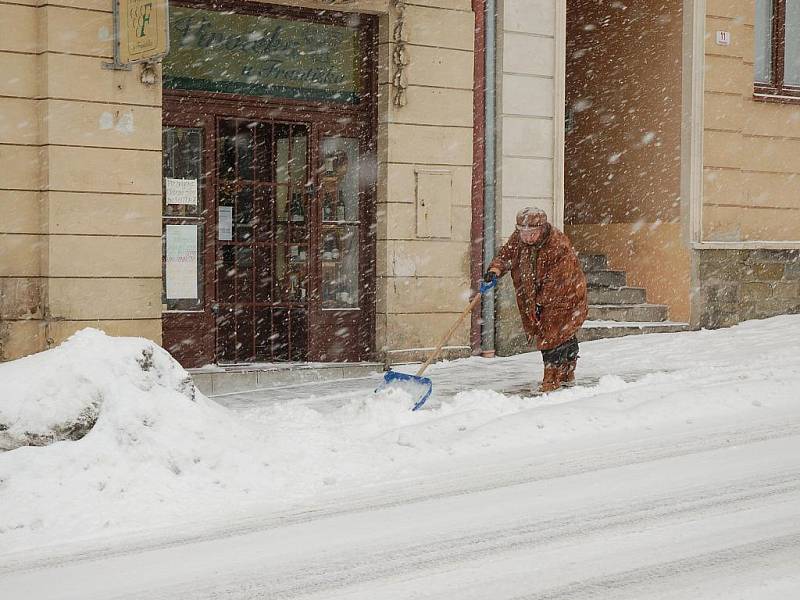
[219,120,236,180]
[254,122,273,182]
[291,125,308,184]
[320,137,359,222]
[236,121,255,181]
[235,186,254,242]
[319,137,360,309]
[275,124,291,183]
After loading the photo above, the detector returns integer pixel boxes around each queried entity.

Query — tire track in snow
[191,470,800,599]
[2,420,799,575]
[511,532,800,600]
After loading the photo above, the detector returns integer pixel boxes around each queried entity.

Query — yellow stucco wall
[0,0,475,363]
[0,0,166,360]
[375,1,475,361]
[703,0,800,242]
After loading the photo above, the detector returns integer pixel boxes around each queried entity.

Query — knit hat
[516,207,548,228]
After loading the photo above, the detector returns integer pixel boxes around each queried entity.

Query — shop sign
[117,0,170,64]
[163,7,361,103]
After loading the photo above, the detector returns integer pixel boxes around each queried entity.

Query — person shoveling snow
[485,207,589,394]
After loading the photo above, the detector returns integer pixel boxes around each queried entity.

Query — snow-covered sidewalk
[1,316,799,558]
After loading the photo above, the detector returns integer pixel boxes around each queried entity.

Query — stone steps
[588,286,647,305]
[586,269,627,288]
[579,253,689,341]
[588,303,669,322]
[189,362,383,397]
[580,254,609,272]
[579,321,690,342]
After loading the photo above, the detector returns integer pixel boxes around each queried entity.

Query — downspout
[470,0,485,354]
[481,0,497,357]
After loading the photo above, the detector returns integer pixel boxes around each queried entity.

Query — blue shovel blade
[375,370,433,411]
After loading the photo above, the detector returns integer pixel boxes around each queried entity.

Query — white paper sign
[165,224,198,299]
[218,206,233,241]
[165,178,198,205]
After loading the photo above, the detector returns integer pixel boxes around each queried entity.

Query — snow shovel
[376,278,498,411]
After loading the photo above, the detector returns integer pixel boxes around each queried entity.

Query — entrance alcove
[160,2,379,366]
[563,0,691,325]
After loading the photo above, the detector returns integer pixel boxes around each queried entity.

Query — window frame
[754,0,800,101]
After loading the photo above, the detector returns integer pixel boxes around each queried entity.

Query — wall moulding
[391,0,409,107]
[252,0,390,14]
[693,241,800,250]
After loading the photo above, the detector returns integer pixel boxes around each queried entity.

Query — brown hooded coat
[489,225,588,351]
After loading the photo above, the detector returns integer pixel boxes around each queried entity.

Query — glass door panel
[319,136,360,309]
[308,128,373,363]
[215,117,309,363]
[162,126,204,312]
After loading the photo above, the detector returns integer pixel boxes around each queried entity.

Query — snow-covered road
[3,416,799,599]
[2,317,800,597]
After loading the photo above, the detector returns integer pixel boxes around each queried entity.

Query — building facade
[0,0,479,366]
[1,0,798,366]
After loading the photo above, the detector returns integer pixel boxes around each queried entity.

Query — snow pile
[0,329,282,549]
[0,330,431,552]
[0,329,196,451]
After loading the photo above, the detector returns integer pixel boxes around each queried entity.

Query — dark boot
[538,363,562,393]
[561,360,577,386]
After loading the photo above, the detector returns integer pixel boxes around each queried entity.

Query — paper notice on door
[165,224,198,299]
[165,178,198,205]
[218,206,233,241]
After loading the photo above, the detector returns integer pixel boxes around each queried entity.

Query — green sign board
[163,7,361,103]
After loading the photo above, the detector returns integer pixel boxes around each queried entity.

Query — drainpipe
[481,0,497,358]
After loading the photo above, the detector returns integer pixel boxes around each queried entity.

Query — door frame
[161,1,378,365]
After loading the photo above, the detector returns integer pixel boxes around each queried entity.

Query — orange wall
[565,0,683,225]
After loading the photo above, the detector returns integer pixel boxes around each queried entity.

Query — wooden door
[214,117,310,363]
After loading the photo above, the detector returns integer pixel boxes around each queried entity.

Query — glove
[483,270,497,284]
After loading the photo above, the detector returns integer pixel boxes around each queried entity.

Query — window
[755,0,800,99]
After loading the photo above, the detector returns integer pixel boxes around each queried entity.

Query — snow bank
[0,330,281,550]
[1,318,799,555]
[0,329,196,451]
[0,330,433,553]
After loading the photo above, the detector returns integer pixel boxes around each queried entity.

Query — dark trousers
[541,336,579,365]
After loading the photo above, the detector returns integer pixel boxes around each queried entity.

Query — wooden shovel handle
[415,291,484,377]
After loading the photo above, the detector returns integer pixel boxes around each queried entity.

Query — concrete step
[588,286,647,305]
[189,362,383,397]
[586,270,627,288]
[588,303,669,322]
[578,321,690,342]
[579,254,609,272]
